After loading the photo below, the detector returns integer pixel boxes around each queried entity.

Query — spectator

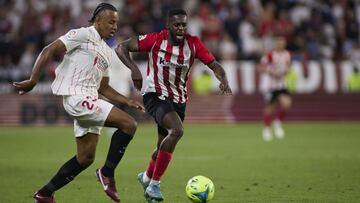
[2,0,360,85]
[192,71,213,95]
[348,67,360,92]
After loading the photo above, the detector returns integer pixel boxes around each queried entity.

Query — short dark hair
[167,8,187,18]
[89,3,117,23]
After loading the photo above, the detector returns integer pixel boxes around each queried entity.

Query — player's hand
[12,79,37,95]
[131,69,143,91]
[127,99,145,112]
[219,82,232,95]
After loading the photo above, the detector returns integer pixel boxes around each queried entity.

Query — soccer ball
[185,175,215,203]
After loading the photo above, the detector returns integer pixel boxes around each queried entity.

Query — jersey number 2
[82,96,97,110]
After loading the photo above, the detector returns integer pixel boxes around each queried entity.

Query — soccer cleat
[273,120,285,139]
[137,172,150,191]
[145,184,164,202]
[95,168,120,202]
[33,191,56,203]
[262,127,273,141]
[145,197,158,203]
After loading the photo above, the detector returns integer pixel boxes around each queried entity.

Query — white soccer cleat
[273,120,285,139]
[262,127,273,141]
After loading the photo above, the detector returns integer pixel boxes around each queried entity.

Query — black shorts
[143,93,186,136]
[264,88,290,104]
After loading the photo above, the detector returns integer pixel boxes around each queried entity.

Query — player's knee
[151,152,157,160]
[122,118,137,136]
[282,101,292,111]
[264,106,274,114]
[170,127,184,139]
[78,152,95,167]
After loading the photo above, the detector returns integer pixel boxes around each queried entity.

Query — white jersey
[261,50,291,90]
[51,26,116,98]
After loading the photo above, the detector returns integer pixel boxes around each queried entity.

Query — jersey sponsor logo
[139,34,147,40]
[159,57,168,65]
[94,54,109,72]
[159,57,188,69]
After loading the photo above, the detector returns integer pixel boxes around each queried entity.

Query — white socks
[142,172,161,185]
[149,180,160,185]
[262,127,273,141]
[143,172,151,183]
[273,119,285,139]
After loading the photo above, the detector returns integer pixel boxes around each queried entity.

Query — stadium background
[1,1,360,203]
[1,0,360,125]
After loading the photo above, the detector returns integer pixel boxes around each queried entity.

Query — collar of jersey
[89,26,102,41]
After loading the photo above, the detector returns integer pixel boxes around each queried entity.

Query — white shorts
[63,95,114,137]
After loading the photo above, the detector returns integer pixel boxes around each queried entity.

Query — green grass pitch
[1,123,360,203]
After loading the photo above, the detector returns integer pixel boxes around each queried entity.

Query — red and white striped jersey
[261,50,291,90]
[51,26,115,98]
[138,29,215,103]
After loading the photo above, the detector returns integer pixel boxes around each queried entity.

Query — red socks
[263,113,273,126]
[152,150,173,181]
[145,159,156,178]
[276,109,287,121]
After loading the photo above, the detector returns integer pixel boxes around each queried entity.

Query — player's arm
[194,36,232,95]
[258,53,277,77]
[115,37,142,91]
[98,77,144,111]
[207,61,232,95]
[13,40,66,94]
[257,54,273,74]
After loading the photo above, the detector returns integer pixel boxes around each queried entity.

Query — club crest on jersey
[66,30,77,40]
[139,34,147,40]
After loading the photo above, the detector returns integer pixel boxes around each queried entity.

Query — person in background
[348,66,360,92]
[192,70,213,95]
[258,36,292,141]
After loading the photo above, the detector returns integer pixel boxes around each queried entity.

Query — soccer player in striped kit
[116,8,232,202]
[13,3,144,203]
[258,36,292,141]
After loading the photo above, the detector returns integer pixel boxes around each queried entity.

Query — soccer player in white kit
[13,3,144,203]
[258,36,292,141]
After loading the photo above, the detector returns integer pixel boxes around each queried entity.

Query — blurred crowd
[1,0,360,83]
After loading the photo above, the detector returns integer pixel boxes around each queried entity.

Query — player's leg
[263,103,275,141]
[96,106,137,202]
[139,127,167,189]
[145,111,183,201]
[101,106,137,176]
[157,111,183,152]
[262,91,276,141]
[34,132,98,202]
[273,94,292,139]
[277,94,292,119]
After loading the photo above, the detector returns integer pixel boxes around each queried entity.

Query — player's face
[275,37,286,51]
[167,15,187,45]
[96,10,118,39]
